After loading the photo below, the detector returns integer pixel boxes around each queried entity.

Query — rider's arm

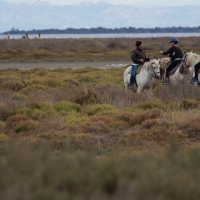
[162,46,175,55]
[145,57,150,61]
[131,50,140,63]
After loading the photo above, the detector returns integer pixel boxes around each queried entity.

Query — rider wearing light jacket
[160,37,183,84]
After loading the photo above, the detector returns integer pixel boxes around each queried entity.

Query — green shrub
[54,101,81,116]
[0,104,11,121]
[87,104,118,116]
[78,76,96,83]
[11,93,28,101]
[35,69,49,76]
[135,99,164,110]
[15,102,57,120]
[21,85,47,94]
[180,99,199,110]
[0,133,9,143]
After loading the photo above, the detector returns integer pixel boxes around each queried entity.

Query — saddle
[169,64,180,76]
[169,62,188,76]
[128,65,142,75]
[136,66,142,74]
[128,65,142,88]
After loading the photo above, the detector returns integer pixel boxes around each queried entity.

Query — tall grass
[0,37,199,62]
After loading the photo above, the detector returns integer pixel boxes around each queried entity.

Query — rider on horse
[160,37,183,85]
[130,41,151,85]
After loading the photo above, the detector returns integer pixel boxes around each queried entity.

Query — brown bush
[128,110,163,126]
[178,118,200,140]
[180,99,199,110]
[6,114,36,133]
[0,80,24,91]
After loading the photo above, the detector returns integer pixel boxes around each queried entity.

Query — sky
[3,0,200,7]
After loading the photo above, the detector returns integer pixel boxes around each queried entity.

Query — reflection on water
[0,33,200,39]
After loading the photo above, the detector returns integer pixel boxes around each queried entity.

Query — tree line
[3,26,200,34]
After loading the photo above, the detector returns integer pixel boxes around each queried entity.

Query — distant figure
[35,33,41,39]
[4,33,12,39]
[22,33,29,39]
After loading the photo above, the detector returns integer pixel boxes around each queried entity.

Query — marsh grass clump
[15,102,57,120]
[180,99,200,110]
[54,101,81,116]
[35,68,49,76]
[0,133,9,143]
[0,79,24,91]
[6,114,36,133]
[78,75,97,83]
[128,110,163,126]
[134,99,164,110]
[0,104,11,121]
[87,104,118,116]
[177,118,200,140]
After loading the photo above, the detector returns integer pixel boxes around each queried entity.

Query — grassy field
[0,37,200,62]
[0,37,200,200]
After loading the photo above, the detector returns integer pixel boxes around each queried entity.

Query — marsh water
[1,32,200,39]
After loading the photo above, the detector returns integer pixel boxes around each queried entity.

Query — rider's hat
[170,37,179,43]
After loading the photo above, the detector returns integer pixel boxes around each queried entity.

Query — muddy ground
[0,61,130,70]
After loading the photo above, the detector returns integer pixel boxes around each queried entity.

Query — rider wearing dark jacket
[131,41,150,65]
[130,41,151,85]
[160,37,183,84]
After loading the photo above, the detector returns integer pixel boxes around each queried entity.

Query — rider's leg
[162,64,172,84]
[130,64,138,85]
[194,62,200,79]
[162,61,179,84]
[191,62,200,83]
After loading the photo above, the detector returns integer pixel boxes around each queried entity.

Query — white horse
[124,59,161,93]
[182,51,200,84]
[22,33,29,39]
[4,34,12,39]
[159,54,193,84]
[34,33,41,39]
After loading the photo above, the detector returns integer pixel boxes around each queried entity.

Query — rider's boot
[162,78,169,85]
[191,78,198,83]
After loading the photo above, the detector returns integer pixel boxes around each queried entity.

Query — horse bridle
[146,62,160,79]
[181,53,190,68]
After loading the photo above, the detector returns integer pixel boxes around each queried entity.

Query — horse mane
[159,57,170,70]
[145,59,159,71]
[187,51,200,64]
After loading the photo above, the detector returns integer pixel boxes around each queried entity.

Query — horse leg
[137,87,142,93]
[124,83,128,91]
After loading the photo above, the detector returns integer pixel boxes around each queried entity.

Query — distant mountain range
[0,1,200,33]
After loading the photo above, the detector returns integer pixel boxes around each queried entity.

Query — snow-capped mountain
[0,1,200,33]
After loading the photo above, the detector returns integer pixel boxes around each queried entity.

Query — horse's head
[159,57,171,71]
[182,51,200,70]
[149,59,161,79]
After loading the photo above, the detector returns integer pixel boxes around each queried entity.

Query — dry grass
[0,37,200,62]
[0,39,200,199]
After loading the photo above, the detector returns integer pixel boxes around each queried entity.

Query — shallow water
[1,32,200,39]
